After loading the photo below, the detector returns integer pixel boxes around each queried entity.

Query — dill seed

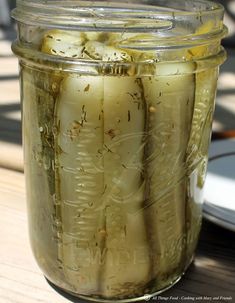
[128,110,131,122]
[84,84,90,92]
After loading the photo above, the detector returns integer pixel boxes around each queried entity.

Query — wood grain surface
[0,168,72,303]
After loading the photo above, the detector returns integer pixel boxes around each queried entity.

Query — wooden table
[0,27,235,303]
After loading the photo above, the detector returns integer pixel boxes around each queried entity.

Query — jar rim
[13,0,224,16]
[12,0,225,32]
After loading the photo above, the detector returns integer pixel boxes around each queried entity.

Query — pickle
[185,67,218,262]
[102,75,150,297]
[21,66,68,287]
[141,62,195,284]
[55,75,106,293]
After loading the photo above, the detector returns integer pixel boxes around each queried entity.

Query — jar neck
[12,0,227,74]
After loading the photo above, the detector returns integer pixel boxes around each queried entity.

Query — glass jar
[12,0,227,301]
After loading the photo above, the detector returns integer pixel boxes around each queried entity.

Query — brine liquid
[21,63,218,300]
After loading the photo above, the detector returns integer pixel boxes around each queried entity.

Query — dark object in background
[0,0,10,26]
[217,0,235,47]
[212,130,235,140]
[9,0,16,10]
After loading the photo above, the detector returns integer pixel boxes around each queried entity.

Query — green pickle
[21,29,218,299]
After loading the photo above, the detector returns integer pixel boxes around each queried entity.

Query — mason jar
[12,0,227,301]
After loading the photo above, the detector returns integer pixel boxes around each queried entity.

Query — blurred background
[0,0,234,172]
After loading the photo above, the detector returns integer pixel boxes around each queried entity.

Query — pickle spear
[185,67,218,262]
[22,66,68,285]
[102,74,151,297]
[83,40,152,296]
[141,62,195,283]
[183,22,220,262]
[56,75,106,293]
